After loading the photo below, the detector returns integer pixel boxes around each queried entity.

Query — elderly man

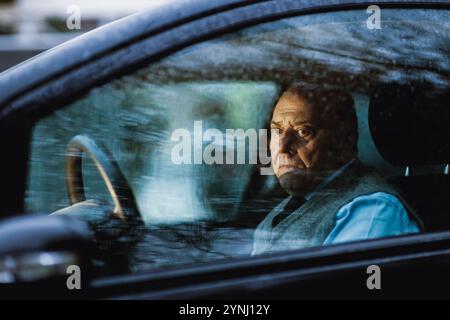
[252,84,422,255]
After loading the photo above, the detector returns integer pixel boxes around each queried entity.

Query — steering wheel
[65,134,143,227]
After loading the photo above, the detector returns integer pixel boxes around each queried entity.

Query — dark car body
[1,0,450,299]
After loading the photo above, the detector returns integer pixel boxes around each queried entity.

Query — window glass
[25,9,450,275]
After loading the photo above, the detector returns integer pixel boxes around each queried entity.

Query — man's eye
[297,128,313,138]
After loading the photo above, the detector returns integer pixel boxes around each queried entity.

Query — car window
[25,8,450,276]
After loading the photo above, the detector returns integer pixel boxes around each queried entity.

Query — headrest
[369,83,450,166]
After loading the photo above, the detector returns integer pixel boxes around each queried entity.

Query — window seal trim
[90,231,450,297]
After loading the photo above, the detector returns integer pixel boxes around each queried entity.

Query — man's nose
[279,128,298,155]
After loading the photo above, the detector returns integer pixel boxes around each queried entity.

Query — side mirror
[0,214,93,299]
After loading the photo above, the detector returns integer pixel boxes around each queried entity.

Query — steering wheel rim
[66,134,142,225]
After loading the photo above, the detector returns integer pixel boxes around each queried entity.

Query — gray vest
[252,161,423,255]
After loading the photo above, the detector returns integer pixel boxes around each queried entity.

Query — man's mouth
[278,164,302,176]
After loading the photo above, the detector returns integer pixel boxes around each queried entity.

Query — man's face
[269,90,349,196]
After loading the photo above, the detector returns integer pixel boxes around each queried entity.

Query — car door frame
[1,0,450,298]
[90,231,450,299]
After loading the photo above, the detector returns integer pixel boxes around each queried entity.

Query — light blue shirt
[323,192,420,245]
[307,159,420,244]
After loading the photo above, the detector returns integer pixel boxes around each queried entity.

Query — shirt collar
[304,158,356,201]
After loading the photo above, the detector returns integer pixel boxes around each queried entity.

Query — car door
[1,0,450,299]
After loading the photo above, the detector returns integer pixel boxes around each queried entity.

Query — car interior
[369,82,450,232]
[1,7,449,281]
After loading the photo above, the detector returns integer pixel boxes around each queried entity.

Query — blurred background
[0,0,159,72]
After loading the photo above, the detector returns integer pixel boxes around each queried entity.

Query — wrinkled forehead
[271,91,332,125]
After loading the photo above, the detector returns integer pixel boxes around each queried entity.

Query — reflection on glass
[25,9,450,276]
